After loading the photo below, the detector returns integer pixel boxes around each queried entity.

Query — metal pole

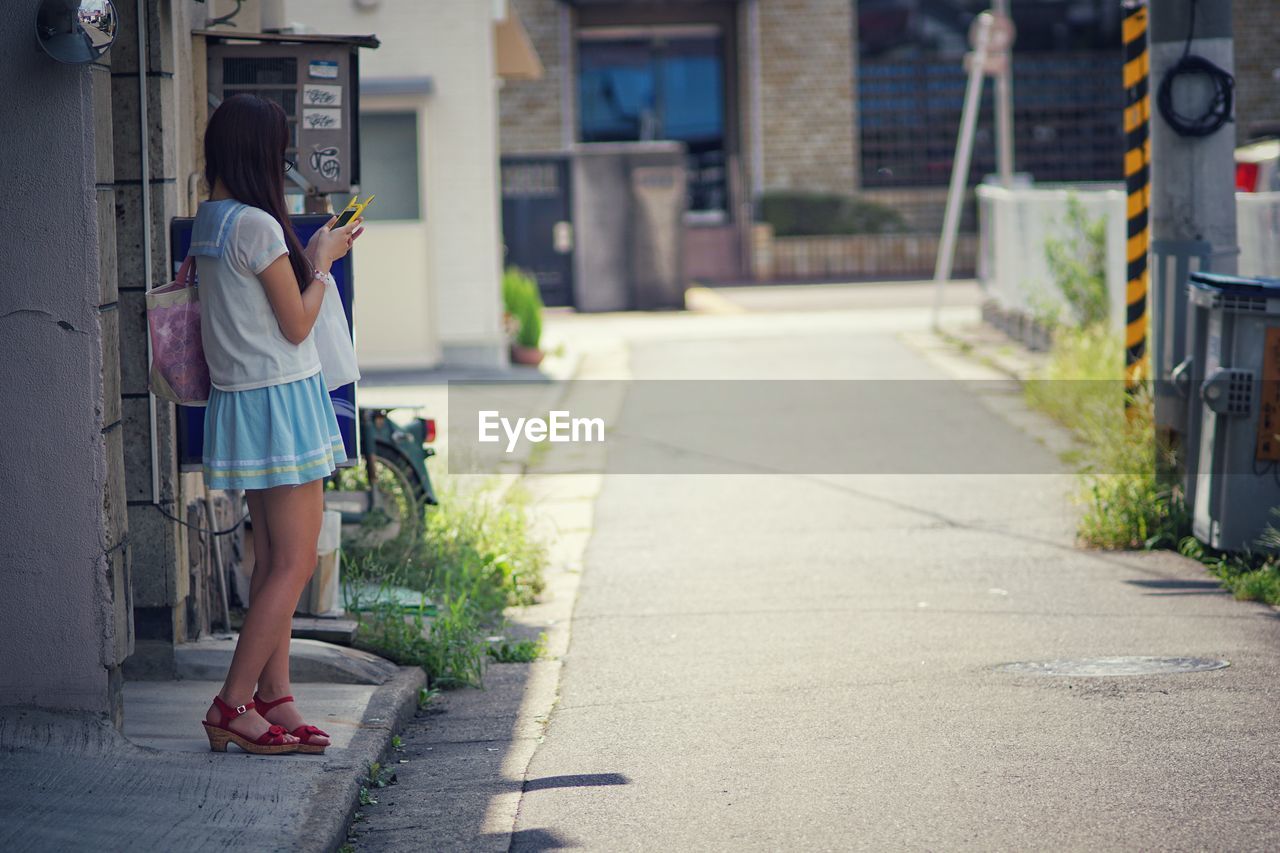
[203,491,231,631]
[1122,1,1151,406]
[932,12,992,329]
[992,0,1015,188]
[137,0,161,507]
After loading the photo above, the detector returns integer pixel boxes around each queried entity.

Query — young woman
[193,94,363,755]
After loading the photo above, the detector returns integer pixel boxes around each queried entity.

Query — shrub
[503,267,544,349]
[1043,197,1109,328]
[758,190,908,237]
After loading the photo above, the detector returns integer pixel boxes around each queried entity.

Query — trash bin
[1186,272,1280,551]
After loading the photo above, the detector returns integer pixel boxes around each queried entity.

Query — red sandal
[253,692,331,754]
[202,695,299,754]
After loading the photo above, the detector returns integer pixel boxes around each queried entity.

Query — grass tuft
[1024,324,1186,550]
[1180,529,1280,607]
[341,475,548,689]
[487,633,546,663]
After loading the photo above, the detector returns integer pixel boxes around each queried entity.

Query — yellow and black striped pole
[1122,0,1151,403]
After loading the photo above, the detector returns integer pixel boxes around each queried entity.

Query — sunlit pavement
[362,281,1280,851]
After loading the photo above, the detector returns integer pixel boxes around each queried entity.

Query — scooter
[325,406,438,538]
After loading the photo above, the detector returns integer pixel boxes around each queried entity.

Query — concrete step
[173,634,399,684]
[291,615,359,644]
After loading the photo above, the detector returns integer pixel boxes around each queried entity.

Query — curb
[297,665,427,853]
[684,285,747,315]
[933,323,1045,382]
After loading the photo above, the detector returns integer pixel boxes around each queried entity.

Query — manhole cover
[996,656,1229,677]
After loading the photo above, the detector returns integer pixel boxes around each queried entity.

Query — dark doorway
[501,156,575,307]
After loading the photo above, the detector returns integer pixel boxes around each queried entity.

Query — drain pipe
[747,0,764,203]
[137,0,160,506]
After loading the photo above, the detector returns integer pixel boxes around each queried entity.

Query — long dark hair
[203,94,312,289]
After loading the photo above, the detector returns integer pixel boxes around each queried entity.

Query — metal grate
[1221,294,1268,313]
[1225,369,1254,417]
[502,162,562,198]
[858,51,1125,188]
[223,57,297,86]
[221,58,301,155]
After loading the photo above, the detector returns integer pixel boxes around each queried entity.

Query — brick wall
[753,225,975,281]
[757,0,857,194]
[1234,0,1280,142]
[500,0,568,154]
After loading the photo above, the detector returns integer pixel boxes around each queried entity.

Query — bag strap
[176,255,197,288]
[148,255,197,294]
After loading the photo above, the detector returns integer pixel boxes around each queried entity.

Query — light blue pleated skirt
[203,370,346,490]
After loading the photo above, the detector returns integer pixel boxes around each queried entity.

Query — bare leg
[207,480,324,740]
[247,490,292,695]
[249,491,330,747]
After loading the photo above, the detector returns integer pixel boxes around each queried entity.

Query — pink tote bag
[147,256,211,406]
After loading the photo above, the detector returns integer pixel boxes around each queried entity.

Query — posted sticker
[302,109,342,131]
[303,84,342,107]
[309,60,339,79]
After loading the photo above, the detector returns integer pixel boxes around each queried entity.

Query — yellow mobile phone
[334,194,375,228]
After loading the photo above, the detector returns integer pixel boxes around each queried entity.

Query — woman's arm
[259,217,362,345]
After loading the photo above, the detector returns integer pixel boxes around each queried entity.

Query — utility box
[1171,271,1216,517]
[204,31,379,196]
[1151,240,1213,445]
[572,142,687,312]
[1188,272,1280,551]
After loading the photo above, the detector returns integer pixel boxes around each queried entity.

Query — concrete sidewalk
[0,666,424,852]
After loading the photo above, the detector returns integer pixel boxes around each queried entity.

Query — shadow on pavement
[1124,578,1230,595]
[505,826,578,851]
[523,772,629,792]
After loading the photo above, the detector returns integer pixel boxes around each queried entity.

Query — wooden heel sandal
[253,692,330,754]
[202,695,299,755]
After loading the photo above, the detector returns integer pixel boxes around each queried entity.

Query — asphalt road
[506,311,1280,850]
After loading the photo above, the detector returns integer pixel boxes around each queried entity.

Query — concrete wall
[1236,192,1280,278]
[113,0,197,678]
[285,0,508,369]
[0,0,132,719]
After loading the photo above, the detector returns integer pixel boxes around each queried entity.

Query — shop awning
[494,3,543,81]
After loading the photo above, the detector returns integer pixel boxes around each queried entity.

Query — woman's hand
[306,216,364,268]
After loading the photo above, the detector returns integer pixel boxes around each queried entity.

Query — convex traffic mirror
[37,0,117,64]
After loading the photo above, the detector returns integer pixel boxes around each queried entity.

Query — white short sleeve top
[190,200,321,392]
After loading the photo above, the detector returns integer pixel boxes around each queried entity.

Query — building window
[578,26,727,213]
[347,111,421,220]
[857,0,1124,188]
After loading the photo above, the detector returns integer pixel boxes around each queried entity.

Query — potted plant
[502,267,545,366]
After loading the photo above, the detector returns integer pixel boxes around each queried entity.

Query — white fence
[977,185,1280,336]
[976,183,1127,336]
[1238,192,1280,278]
